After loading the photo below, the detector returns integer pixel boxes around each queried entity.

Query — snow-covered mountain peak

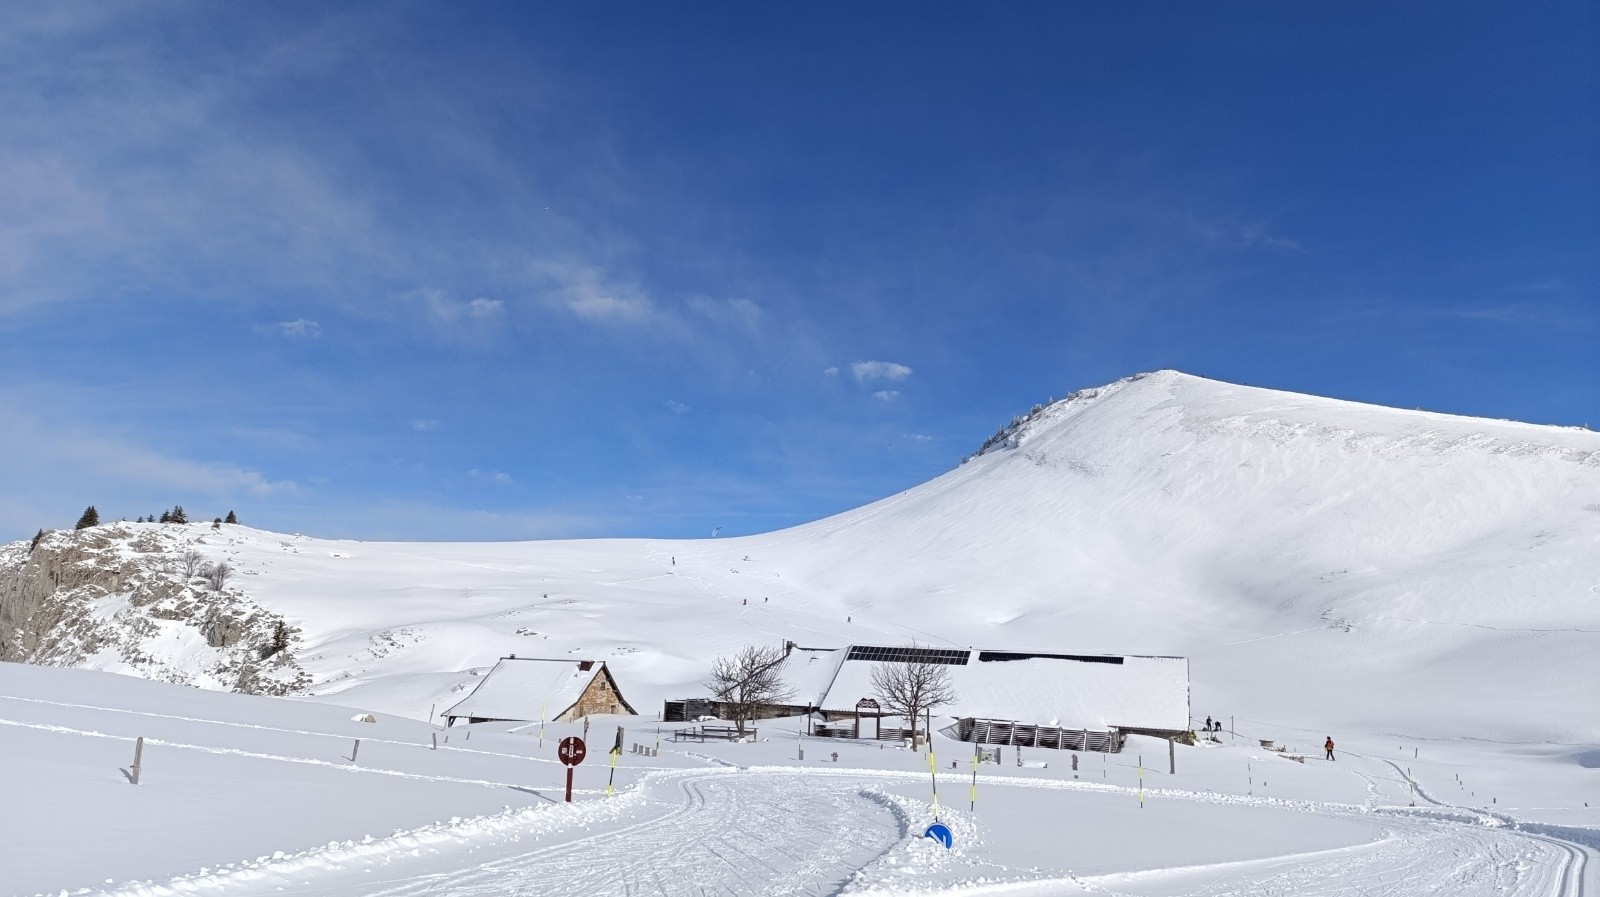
[976,369,1600,471]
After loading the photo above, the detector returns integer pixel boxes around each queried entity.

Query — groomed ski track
[91,763,1593,897]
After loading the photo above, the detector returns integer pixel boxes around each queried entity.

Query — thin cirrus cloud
[873,390,901,402]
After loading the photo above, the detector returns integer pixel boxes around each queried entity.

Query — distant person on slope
[1324,736,1336,761]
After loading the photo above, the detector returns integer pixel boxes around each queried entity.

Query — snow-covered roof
[777,646,845,706]
[815,647,1189,731]
[443,657,610,722]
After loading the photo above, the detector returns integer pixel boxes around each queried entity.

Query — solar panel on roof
[977,651,1124,665]
[845,645,970,665]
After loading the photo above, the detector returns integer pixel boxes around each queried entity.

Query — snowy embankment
[4,661,1595,896]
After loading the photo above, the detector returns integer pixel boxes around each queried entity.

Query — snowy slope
[8,371,1599,745]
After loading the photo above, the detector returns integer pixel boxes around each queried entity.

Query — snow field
[3,664,1595,896]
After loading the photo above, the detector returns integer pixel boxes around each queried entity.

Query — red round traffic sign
[558,736,587,766]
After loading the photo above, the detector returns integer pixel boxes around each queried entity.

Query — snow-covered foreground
[4,663,1593,897]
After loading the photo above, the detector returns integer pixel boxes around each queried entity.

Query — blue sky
[1,2,1594,541]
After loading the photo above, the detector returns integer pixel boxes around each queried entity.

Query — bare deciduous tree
[705,644,795,736]
[202,561,232,592]
[180,550,205,580]
[869,644,958,749]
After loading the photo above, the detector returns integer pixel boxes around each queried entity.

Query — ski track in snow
[107,770,906,897]
[74,759,1595,897]
[1076,815,1577,897]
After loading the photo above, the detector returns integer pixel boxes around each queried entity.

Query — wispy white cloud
[469,468,514,485]
[665,401,691,415]
[1182,213,1301,252]
[823,366,839,377]
[411,419,440,432]
[564,293,653,324]
[422,291,505,324]
[0,395,298,535]
[688,296,763,332]
[274,318,322,339]
[851,360,913,384]
[873,390,901,402]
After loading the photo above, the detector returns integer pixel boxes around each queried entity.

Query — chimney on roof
[509,654,516,659]
[785,640,795,655]
[578,660,594,671]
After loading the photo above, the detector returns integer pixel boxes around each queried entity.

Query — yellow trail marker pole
[607,725,623,796]
[970,748,979,812]
[928,748,940,818]
[1138,755,1145,809]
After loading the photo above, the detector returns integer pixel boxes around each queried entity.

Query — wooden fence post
[351,739,361,763]
[1169,737,1176,774]
[130,736,144,785]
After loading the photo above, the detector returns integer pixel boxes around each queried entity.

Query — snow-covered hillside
[5,371,1598,744]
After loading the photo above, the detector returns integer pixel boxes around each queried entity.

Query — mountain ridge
[2,371,1596,743]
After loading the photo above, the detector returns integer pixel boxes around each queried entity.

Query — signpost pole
[558,736,587,803]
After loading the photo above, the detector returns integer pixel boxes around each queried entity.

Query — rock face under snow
[0,524,309,695]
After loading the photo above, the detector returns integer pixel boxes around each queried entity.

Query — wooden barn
[442,657,636,726]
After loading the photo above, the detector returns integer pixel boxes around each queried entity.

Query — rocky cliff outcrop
[0,523,309,695]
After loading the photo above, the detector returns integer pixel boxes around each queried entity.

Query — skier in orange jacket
[1324,736,1336,760]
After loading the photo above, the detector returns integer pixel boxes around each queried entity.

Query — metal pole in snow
[1138,755,1144,808]
[351,739,361,763]
[130,736,144,785]
[970,743,979,812]
[431,732,437,750]
[539,703,547,748]
[429,703,435,724]
[1169,737,1175,774]
[607,726,622,797]
[928,747,940,819]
